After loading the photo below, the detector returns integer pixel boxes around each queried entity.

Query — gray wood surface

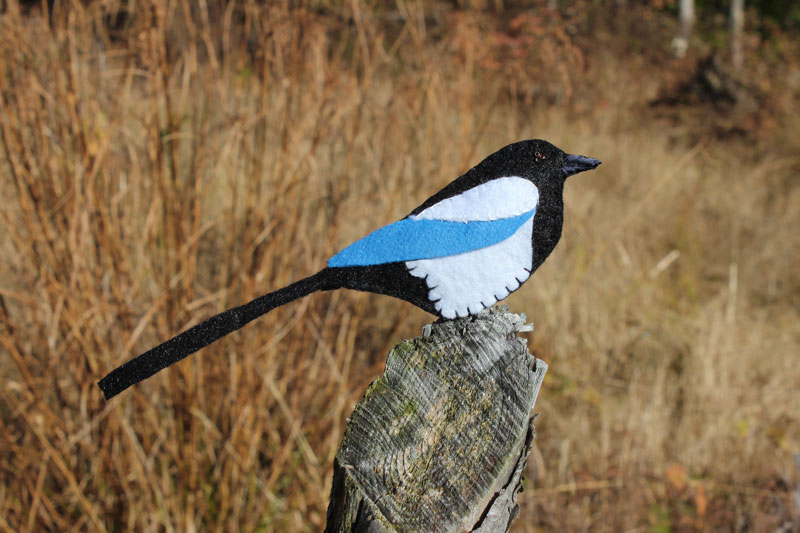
[325,306,548,533]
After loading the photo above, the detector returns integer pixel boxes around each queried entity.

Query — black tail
[98,269,336,400]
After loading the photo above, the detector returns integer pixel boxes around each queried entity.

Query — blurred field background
[1,0,799,530]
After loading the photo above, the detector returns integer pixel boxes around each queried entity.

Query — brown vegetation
[1,1,798,530]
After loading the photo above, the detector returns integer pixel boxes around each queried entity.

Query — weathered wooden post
[325,306,548,532]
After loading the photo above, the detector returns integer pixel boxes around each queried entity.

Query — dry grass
[1,1,798,531]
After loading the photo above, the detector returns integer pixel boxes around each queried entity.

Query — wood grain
[325,306,547,533]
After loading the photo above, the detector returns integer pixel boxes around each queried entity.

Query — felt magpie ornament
[98,139,600,399]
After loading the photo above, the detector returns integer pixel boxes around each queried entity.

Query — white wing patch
[410,177,539,222]
[405,178,538,318]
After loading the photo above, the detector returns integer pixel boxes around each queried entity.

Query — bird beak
[562,154,601,178]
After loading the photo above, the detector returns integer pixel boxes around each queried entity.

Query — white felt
[405,177,538,319]
[409,177,539,222]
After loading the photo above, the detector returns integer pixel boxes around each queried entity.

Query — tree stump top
[326,306,547,532]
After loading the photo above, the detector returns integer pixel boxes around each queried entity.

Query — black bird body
[99,140,600,399]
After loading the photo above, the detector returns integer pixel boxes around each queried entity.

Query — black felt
[98,270,335,399]
[98,139,601,399]
[98,264,435,399]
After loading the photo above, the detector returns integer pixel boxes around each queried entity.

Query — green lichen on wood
[326,306,548,533]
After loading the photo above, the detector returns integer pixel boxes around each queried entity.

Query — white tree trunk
[730,0,745,71]
[675,0,695,58]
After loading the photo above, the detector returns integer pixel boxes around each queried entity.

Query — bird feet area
[325,306,548,533]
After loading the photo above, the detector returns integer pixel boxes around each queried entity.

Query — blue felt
[327,209,536,267]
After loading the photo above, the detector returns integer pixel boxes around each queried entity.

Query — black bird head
[472,139,601,189]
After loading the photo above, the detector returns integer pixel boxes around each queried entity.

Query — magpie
[98,139,600,399]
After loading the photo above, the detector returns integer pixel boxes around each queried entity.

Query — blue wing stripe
[327,209,536,268]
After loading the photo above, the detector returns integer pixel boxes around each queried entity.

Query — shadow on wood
[326,306,548,532]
